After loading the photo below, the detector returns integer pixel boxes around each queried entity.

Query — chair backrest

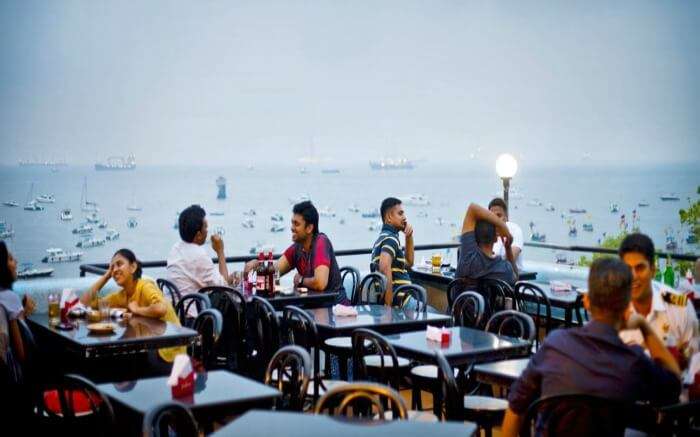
[446,278,479,310]
[352,328,401,390]
[355,272,387,305]
[174,293,211,326]
[249,296,282,380]
[156,278,182,308]
[485,310,536,342]
[391,284,427,313]
[190,308,223,369]
[477,278,519,321]
[523,394,631,437]
[314,382,408,420]
[339,266,361,303]
[143,401,199,437]
[435,351,463,421]
[515,282,552,349]
[199,286,247,370]
[282,305,322,399]
[451,291,486,328]
[35,374,115,435]
[264,345,312,411]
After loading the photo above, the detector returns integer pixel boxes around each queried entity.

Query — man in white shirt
[489,198,524,274]
[167,205,232,305]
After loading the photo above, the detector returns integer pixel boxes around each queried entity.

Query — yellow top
[101,278,185,362]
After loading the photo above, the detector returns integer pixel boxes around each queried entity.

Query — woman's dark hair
[292,201,319,235]
[619,233,655,266]
[380,197,402,223]
[0,241,14,289]
[113,248,143,280]
[178,204,206,243]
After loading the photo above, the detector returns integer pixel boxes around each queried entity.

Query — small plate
[86,322,116,334]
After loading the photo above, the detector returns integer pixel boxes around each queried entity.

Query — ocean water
[0,163,698,279]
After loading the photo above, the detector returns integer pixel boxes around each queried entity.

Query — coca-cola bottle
[266,252,275,294]
[255,252,266,294]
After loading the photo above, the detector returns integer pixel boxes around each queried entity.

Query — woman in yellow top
[80,248,184,367]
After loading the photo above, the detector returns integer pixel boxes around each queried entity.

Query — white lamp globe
[496,153,518,179]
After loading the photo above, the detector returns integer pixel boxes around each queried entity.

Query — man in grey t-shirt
[456,203,517,286]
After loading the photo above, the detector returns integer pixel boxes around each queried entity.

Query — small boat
[299,167,308,174]
[0,221,14,239]
[210,211,225,216]
[348,204,360,213]
[435,217,446,226]
[213,226,225,236]
[555,253,568,264]
[24,200,44,211]
[527,199,543,207]
[242,218,254,229]
[339,218,346,225]
[686,234,697,245]
[361,209,379,219]
[249,243,274,255]
[85,213,101,224]
[638,201,650,207]
[665,236,678,251]
[76,237,106,248]
[126,204,142,211]
[368,221,382,232]
[545,203,555,212]
[417,211,428,218]
[270,223,285,233]
[3,201,19,207]
[289,194,311,204]
[319,207,336,218]
[106,229,120,241]
[35,194,55,203]
[17,263,54,279]
[60,208,73,221]
[97,220,108,229]
[610,203,619,213]
[568,221,578,237]
[243,209,257,216]
[660,194,680,201]
[529,222,546,242]
[42,248,84,263]
[582,223,594,232]
[569,208,586,214]
[321,168,341,174]
[72,223,93,234]
[271,213,284,222]
[80,177,99,212]
[127,217,138,228]
[399,194,430,206]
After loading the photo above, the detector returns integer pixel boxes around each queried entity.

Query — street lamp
[496,153,518,209]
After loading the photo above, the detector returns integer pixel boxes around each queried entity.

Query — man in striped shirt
[370,197,414,305]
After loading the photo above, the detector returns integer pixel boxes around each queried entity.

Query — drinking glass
[230,271,242,288]
[98,299,110,321]
[431,253,442,273]
[47,293,60,325]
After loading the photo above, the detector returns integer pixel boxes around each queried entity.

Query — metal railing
[78,241,697,277]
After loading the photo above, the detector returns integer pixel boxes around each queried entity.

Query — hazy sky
[1,0,699,167]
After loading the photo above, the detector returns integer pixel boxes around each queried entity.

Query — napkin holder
[168,355,195,399]
[426,325,451,345]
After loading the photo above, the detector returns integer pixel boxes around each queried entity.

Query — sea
[1,163,698,279]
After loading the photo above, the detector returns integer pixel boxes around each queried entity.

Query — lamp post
[496,153,518,209]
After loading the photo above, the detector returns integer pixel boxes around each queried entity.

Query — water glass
[230,271,242,288]
[98,299,110,321]
[47,293,60,325]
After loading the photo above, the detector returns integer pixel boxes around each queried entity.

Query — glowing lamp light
[496,153,518,179]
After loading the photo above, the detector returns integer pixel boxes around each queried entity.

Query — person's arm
[404,223,414,267]
[461,203,511,238]
[300,265,330,291]
[627,314,681,377]
[501,408,524,437]
[80,264,113,306]
[211,235,230,284]
[378,252,394,305]
[504,236,519,277]
[277,254,292,277]
[127,300,167,318]
[9,320,25,363]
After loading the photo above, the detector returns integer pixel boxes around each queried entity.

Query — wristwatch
[297,276,304,288]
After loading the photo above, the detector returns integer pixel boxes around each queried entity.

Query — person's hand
[244,259,258,274]
[293,273,303,288]
[211,234,224,254]
[105,262,115,278]
[498,225,513,243]
[403,222,414,238]
[624,312,647,332]
[127,301,140,315]
[22,295,36,317]
[502,234,513,250]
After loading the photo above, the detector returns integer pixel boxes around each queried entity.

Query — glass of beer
[47,293,60,325]
[431,253,442,273]
[98,299,110,321]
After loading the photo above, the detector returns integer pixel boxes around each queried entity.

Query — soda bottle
[256,252,266,293]
[654,257,663,282]
[265,252,275,293]
[663,255,675,287]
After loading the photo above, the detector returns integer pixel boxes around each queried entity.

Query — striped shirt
[370,224,411,286]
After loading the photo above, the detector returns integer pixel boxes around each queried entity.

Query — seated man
[246,201,343,300]
[166,205,232,303]
[501,258,681,437]
[489,197,524,273]
[618,233,699,357]
[456,203,517,286]
[370,197,414,306]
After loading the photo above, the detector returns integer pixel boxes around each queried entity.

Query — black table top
[28,313,198,359]
[234,286,340,310]
[410,267,537,284]
[387,327,531,366]
[212,410,477,437]
[473,358,529,386]
[307,304,452,337]
[98,370,280,415]
[524,280,588,307]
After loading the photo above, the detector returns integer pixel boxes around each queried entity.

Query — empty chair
[199,286,247,370]
[339,266,361,304]
[354,272,388,305]
[485,310,536,343]
[391,284,428,313]
[249,296,282,380]
[314,382,408,421]
[189,308,223,370]
[174,293,211,326]
[34,374,115,436]
[451,291,486,328]
[515,281,552,349]
[264,345,313,411]
[143,402,199,437]
[156,278,182,308]
[352,328,410,390]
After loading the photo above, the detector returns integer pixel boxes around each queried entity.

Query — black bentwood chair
[156,278,182,308]
[314,382,408,421]
[354,272,388,305]
[249,296,282,380]
[174,293,211,327]
[391,284,428,313]
[514,281,553,350]
[199,286,248,370]
[143,402,199,437]
[264,345,313,411]
[451,291,486,328]
[190,308,223,370]
[446,278,479,310]
[339,266,361,304]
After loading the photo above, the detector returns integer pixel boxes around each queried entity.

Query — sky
[1,0,699,167]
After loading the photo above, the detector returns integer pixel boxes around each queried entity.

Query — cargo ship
[95,154,136,171]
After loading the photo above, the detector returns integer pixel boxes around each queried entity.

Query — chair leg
[339,355,348,381]
[412,386,423,410]
[431,384,442,418]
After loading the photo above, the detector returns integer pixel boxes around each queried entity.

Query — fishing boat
[242,218,254,229]
[361,209,379,219]
[76,237,106,248]
[270,223,285,233]
[569,208,586,214]
[127,217,138,228]
[321,168,341,174]
[582,223,594,232]
[660,194,680,201]
[339,218,346,225]
[348,204,360,213]
[665,235,678,251]
[399,194,430,206]
[0,222,14,239]
[80,177,99,212]
[95,154,135,171]
[42,248,83,263]
[60,209,73,221]
[3,201,19,207]
[243,209,257,216]
[529,222,546,242]
[35,194,55,203]
[126,204,142,211]
[370,158,415,170]
[85,213,101,224]
[97,220,108,229]
[271,213,284,222]
[610,203,619,213]
[555,253,569,264]
[527,199,543,207]
[568,220,578,237]
[210,211,225,216]
[72,223,93,234]
[417,211,428,218]
[686,234,697,245]
[106,229,120,241]
[319,207,336,218]
[24,183,44,211]
[368,221,382,232]
[638,201,650,207]
[17,263,54,279]
[545,203,555,212]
